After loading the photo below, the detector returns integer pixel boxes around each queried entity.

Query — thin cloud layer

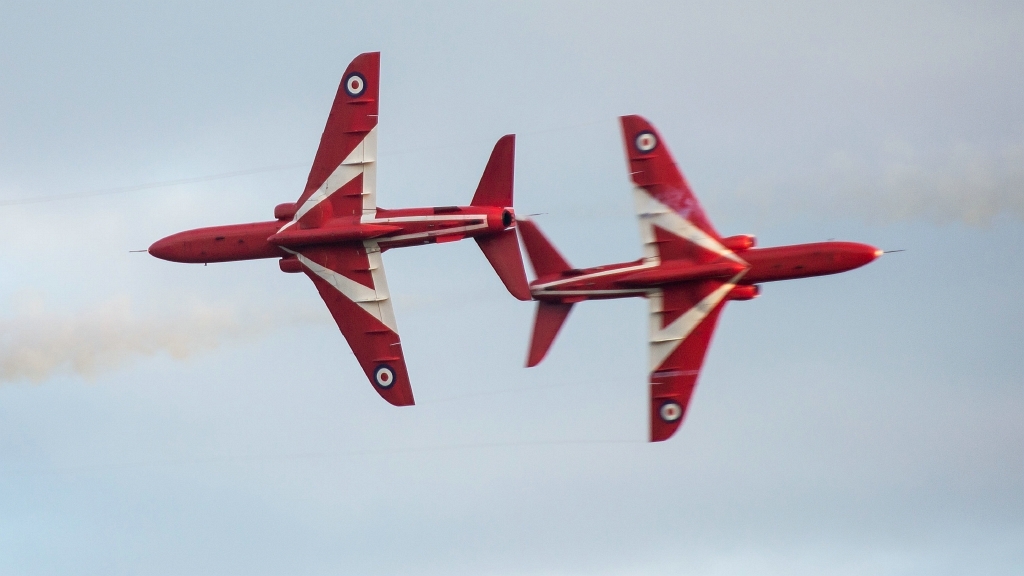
[732,142,1024,226]
[0,298,324,382]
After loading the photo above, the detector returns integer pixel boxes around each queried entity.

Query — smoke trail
[0,297,325,383]
[730,142,1024,226]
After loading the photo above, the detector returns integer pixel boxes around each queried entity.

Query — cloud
[0,296,325,383]
[731,142,1024,226]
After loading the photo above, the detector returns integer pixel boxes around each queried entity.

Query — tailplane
[476,230,530,300]
[527,302,573,367]
[471,135,531,300]
[516,217,572,278]
[517,218,575,366]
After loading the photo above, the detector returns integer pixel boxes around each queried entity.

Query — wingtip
[381,391,416,407]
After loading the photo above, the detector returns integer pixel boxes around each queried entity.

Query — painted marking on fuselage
[367,214,485,224]
[366,213,495,244]
[532,289,647,297]
[531,262,656,291]
[377,223,489,245]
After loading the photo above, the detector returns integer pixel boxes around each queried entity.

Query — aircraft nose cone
[148,235,182,262]
[848,242,882,268]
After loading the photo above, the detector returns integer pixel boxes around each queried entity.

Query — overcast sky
[1,2,1022,574]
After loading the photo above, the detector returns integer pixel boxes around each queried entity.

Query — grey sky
[1,2,1022,574]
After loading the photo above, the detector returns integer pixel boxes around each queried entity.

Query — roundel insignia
[344,72,367,97]
[373,364,396,388]
[659,401,683,423]
[635,131,658,153]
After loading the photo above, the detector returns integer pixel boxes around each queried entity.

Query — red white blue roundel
[659,400,683,422]
[635,131,658,153]
[345,73,366,97]
[373,364,395,388]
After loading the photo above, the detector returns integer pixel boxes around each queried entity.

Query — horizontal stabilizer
[470,135,515,208]
[476,228,531,301]
[516,218,572,278]
[526,301,574,367]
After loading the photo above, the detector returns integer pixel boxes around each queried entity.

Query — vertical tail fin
[527,302,574,367]
[516,217,572,278]
[471,135,530,300]
[471,134,515,208]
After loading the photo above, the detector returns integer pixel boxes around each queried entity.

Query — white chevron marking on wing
[288,243,398,333]
[280,127,379,234]
[633,187,745,264]
[647,271,745,371]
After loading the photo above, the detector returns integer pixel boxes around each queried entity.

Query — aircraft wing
[293,241,415,406]
[619,115,751,440]
[289,52,380,229]
[647,279,739,442]
[620,115,742,267]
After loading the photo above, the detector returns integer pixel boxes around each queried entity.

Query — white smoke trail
[0,297,325,383]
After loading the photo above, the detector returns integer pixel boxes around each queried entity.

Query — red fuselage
[529,241,881,302]
[149,205,515,265]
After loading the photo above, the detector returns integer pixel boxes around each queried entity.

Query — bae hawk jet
[150,52,530,406]
[519,115,881,442]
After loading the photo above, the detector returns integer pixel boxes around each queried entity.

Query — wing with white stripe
[620,115,744,267]
[646,277,739,442]
[297,241,414,406]
[288,52,380,231]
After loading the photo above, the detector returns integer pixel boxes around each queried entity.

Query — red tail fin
[469,134,530,300]
[476,229,530,301]
[527,302,574,367]
[516,218,572,278]
[470,135,515,208]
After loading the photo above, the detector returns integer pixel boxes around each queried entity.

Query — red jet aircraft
[150,52,530,406]
[519,115,881,442]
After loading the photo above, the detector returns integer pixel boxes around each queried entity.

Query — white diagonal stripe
[530,261,655,291]
[362,240,397,331]
[360,128,378,218]
[633,187,745,264]
[288,126,379,228]
[647,271,745,371]
[290,246,398,333]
